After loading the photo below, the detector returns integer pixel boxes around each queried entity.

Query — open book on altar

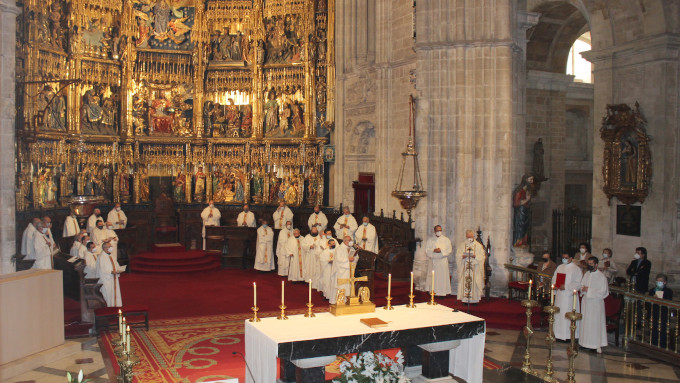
[554,273,566,289]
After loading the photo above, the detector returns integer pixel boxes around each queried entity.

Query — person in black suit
[648,273,673,348]
[626,247,651,293]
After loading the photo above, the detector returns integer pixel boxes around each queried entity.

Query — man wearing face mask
[355,216,379,253]
[237,204,256,227]
[96,242,124,307]
[254,219,275,271]
[575,242,592,273]
[333,207,358,239]
[63,209,81,237]
[286,228,305,282]
[87,208,104,235]
[276,220,294,276]
[70,233,83,258]
[648,273,673,348]
[31,221,54,269]
[200,200,221,250]
[42,216,55,249]
[599,248,618,284]
[551,252,582,341]
[107,203,128,229]
[579,257,609,353]
[83,242,99,279]
[319,238,338,299]
[536,252,557,287]
[92,221,113,255]
[424,225,452,296]
[626,247,651,293]
[308,205,328,233]
[78,235,91,260]
[273,200,294,230]
[329,236,359,304]
[455,229,486,302]
[303,227,322,287]
[21,217,41,261]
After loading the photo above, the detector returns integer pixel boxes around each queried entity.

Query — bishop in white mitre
[21,218,40,259]
[424,225,452,296]
[237,204,256,227]
[455,229,487,303]
[254,220,275,271]
[329,236,359,304]
[31,222,53,269]
[107,203,128,229]
[302,227,323,288]
[308,205,328,233]
[286,229,305,282]
[96,242,123,307]
[355,216,379,253]
[551,253,582,341]
[276,221,294,276]
[63,211,80,237]
[318,234,338,299]
[333,207,358,239]
[273,201,294,229]
[200,200,221,250]
[579,257,609,353]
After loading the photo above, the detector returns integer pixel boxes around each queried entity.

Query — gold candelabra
[542,305,560,382]
[520,299,539,375]
[250,306,261,322]
[407,293,416,308]
[384,295,394,310]
[277,304,288,320]
[117,352,140,383]
[427,290,437,306]
[565,310,583,383]
[304,302,315,318]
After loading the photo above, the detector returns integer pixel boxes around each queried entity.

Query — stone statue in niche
[621,136,638,185]
[36,85,66,131]
[173,170,186,202]
[139,168,150,202]
[194,166,206,202]
[512,174,535,248]
[264,89,279,133]
[48,1,67,50]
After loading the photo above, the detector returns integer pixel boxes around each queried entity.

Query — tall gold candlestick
[304,302,315,318]
[520,298,539,375]
[565,310,583,383]
[277,304,288,320]
[250,305,261,322]
[427,290,437,305]
[542,305,560,382]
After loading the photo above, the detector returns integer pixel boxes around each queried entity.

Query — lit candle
[387,273,392,297]
[528,279,533,298]
[550,284,555,306]
[572,290,577,311]
[122,317,126,338]
[308,279,312,303]
[253,282,257,307]
[410,271,414,295]
[431,270,435,292]
[118,309,122,336]
[281,281,285,305]
[126,326,130,354]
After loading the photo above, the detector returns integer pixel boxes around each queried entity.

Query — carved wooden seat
[375,244,412,279]
[355,249,376,298]
[154,192,177,243]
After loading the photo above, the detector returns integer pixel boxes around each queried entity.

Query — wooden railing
[505,263,553,302]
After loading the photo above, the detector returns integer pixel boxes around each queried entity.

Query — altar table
[245,304,486,383]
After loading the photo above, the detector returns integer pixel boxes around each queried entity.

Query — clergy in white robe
[42,216,56,251]
[107,204,128,229]
[273,201,294,229]
[276,221,294,276]
[333,207,358,239]
[70,234,83,258]
[424,225,453,296]
[31,223,53,269]
[96,243,123,307]
[329,236,359,304]
[21,218,40,259]
[83,242,99,279]
[551,253,582,341]
[302,228,323,288]
[91,222,110,248]
[78,236,91,259]
[87,209,104,234]
[63,212,81,237]
[455,230,486,302]
[104,222,119,259]
[307,205,328,233]
[200,201,221,250]
[355,216,379,253]
[237,204,257,227]
[319,237,338,299]
[579,257,609,352]
[285,229,304,281]
[254,221,275,271]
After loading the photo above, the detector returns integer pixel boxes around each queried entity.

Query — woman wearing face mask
[648,273,673,348]
[575,242,592,273]
[626,247,651,293]
[598,248,618,284]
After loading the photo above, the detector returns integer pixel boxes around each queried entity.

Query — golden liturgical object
[330,263,376,316]
[392,95,427,222]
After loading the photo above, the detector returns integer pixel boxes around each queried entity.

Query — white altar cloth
[245,304,486,383]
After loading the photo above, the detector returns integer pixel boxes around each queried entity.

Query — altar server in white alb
[78,235,91,259]
[83,242,99,279]
[330,236,359,304]
[276,221,294,276]
[319,234,338,299]
[302,227,323,288]
[96,242,124,307]
[333,207,358,239]
[87,208,104,235]
[273,201,294,229]
[286,229,305,282]
[455,229,486,303]
[70,233,83,258]
[200,200,221,250]
[579,257,609,353]
[254,219,275,271]
[355,216,378,253]
[107,203,128,229]
[104,222,120,259]
[237,204,256,227]
[31,221,54,269]
[551,252,582,341]
[63,210,81,237]
[424,225,452,296]
[21,218,40,260]
[308,205,328,233]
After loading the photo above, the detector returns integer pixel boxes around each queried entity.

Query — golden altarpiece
[15,0,335,210]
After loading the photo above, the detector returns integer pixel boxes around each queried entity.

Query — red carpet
[64,297,92,338]
[129,250,221,273]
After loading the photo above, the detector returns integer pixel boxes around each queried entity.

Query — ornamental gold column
[192,2,209,139]
[250,0,265,139]
[120,0,137,138]
[325,0,335,124]
[303,0,315,139]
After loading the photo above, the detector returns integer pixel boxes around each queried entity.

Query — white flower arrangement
[333,350,411,383]
[66,370,90,383]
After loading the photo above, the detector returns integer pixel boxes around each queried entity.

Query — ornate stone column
[0,0,21,274]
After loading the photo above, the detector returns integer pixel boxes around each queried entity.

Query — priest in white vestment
[273,201,294,229]
[424,225,452,296]
[302,227,323,288]
[319,236,338,299]
[200,200,221,250]
[455,230,486,303]
[355,216,379,253]
[329,236,359,304]
[276,221,294,276]
[21,218,40,259]
[83,242,99,279]
[551,253,582,341]
[307,205,328,233]
[237,204,256,227]
[78,236,91,259]
[70,234,83,258]
[286,229,305,281]
[31,222,53,269]
[107,203,128,229]
[42,216,56,249]
[579,257,609,353]
[254,220,275,271]
[96,242,123,307]
[63,211,81,237]
[104,222,119,259]
[91,221,112,253]
[87,208,104,235]
[333,207,358,239]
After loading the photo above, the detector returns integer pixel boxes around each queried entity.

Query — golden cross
[336,262,367,298]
